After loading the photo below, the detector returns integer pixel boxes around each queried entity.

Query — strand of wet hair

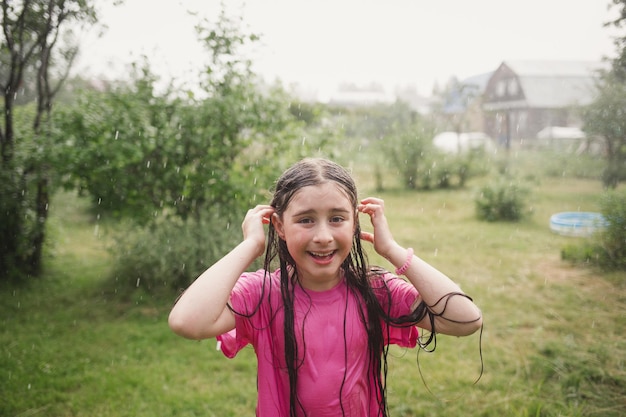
[351,233,390,416]
[416,321,485,402]
[414,291,485,402]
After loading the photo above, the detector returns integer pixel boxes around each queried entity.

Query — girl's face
[273,182,355,291]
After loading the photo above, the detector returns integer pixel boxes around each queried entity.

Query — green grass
[2,151,626,416]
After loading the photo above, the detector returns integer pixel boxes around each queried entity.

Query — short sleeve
[375,273,420,348]
[216,270,269,358]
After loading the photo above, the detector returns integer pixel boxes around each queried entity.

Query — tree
[581,0,626,189]
[607,0,626,80]
[582,72,626,188]
[49,10,318,292]
[0,0,97,280]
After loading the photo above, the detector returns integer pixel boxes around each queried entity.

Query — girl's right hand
[242,205,275,257]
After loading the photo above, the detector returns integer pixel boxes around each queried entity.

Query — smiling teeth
[310,251,334,257]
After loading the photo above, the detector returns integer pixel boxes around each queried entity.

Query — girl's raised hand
[357,197,396,259]
[242,205,274,257]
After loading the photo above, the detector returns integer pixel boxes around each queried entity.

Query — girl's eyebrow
[291,207,351,217]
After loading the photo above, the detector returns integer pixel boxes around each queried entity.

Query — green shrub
[561,242,603,265]
[416,152,486,191]
[560,191,626,271]
[474,179,530,222]
[109,214,245,294]
[596,191,626,270]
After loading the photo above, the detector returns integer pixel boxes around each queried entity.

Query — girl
[168,157,482,417]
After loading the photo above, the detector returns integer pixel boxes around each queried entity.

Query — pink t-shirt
[217,269,419,417]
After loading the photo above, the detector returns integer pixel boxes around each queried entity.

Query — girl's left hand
[358,197,396,258]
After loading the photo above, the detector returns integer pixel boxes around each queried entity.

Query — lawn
[1,152,625,416]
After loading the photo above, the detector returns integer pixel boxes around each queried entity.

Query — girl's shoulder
[232,268,283,300]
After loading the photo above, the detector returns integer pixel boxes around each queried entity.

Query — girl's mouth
[308,250,336,263]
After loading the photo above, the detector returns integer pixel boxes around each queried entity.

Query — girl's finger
[360,231,374,243]
[360,197,384,207]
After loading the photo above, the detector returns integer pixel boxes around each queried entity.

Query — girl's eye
[298,218,313,224]
[331,216,344,223]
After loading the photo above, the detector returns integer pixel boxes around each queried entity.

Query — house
[481,60,606,148]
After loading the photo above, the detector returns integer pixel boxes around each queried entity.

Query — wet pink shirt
[217,269,419,417]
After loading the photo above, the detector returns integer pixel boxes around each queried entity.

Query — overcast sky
[76,0,620,97]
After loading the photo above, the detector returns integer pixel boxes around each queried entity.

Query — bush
[560,190,626,271]
[560,242,603,265]
[474,179,530,222]
[429,150,492,189]
[596,191,626,270]
[109,214,245,294]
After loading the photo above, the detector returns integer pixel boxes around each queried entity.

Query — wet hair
[262,158,427,417]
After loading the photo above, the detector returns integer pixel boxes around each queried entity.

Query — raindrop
[146,160,151,168]
[114,131,119,140]
[434,248,438,256]
[301,136,307,146]
[136,278,141,287]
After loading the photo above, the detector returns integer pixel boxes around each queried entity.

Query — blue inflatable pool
[549,212,608,237]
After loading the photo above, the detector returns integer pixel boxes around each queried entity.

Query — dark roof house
[481,60,606,146]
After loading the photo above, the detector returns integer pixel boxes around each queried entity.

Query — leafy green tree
[607,0,626,80]
[54,63,295,225]
[0,0,97,280]
[581,1,626,189]
[51,10,336,291]
[582,72,626,188]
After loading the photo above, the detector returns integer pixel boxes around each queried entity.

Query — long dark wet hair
[258,158,434,417]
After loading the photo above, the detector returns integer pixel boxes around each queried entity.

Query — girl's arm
[168,205,274,340]
[358,198,482,336]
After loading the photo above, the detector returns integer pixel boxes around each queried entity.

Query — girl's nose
[313,223,333,243]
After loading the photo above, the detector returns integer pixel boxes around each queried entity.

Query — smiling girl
[168,157,482,417]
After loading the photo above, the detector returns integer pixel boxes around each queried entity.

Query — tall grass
[1,150,625,416]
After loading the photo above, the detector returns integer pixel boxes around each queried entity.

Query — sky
[75,0,620,99]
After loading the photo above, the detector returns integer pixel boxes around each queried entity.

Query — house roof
[504,60,605,77]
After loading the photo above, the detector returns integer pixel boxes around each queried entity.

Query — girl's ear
[272,213,286,240]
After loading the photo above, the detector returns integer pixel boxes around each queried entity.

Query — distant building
[481,60,607,147]
[441,72,493,132]
[326,89,395,107]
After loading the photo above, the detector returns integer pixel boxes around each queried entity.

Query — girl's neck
[292,267,344,292]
